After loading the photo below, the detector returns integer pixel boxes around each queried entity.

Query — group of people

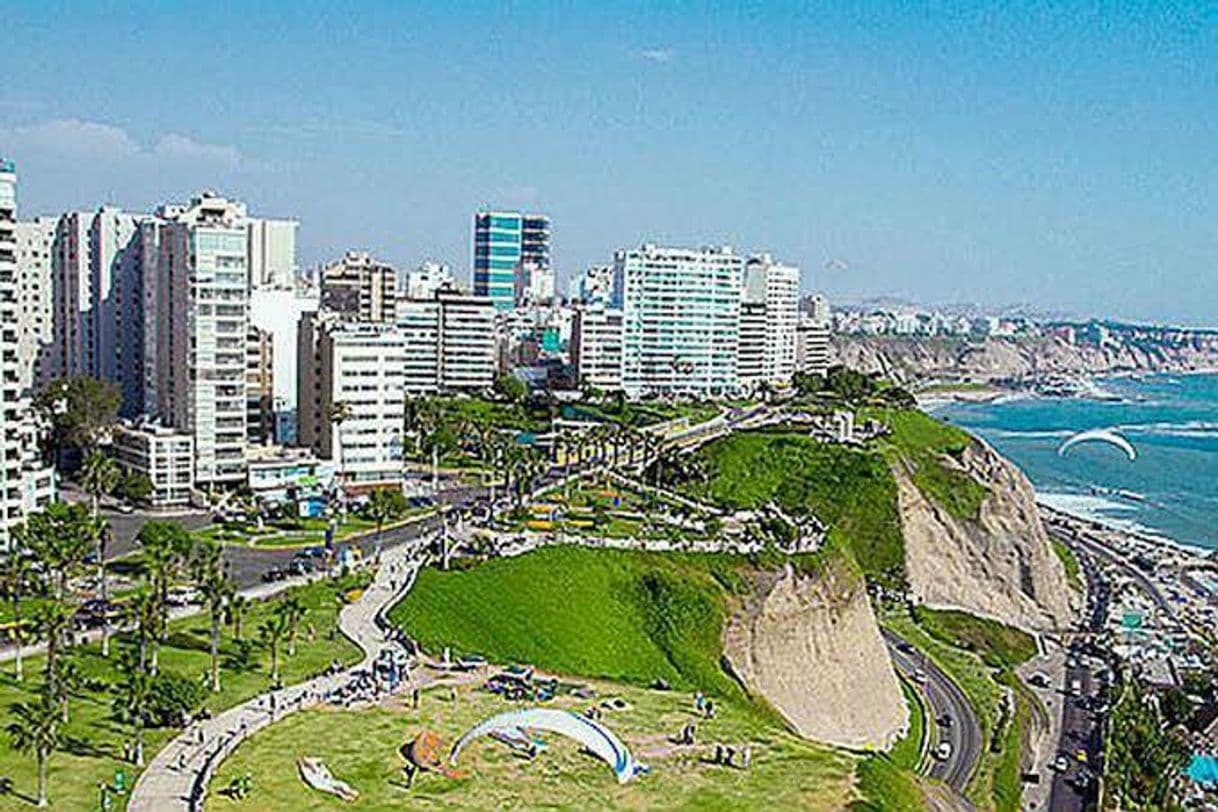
[689,692,752,771]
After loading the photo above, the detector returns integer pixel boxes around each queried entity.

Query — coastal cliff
[723,560,908,750]
[833,334,1218,383]
[896,438,1075,632]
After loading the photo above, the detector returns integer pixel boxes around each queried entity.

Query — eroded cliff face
[897,438,1075,632]
[723,561,907,750]
[833,335,1218,383]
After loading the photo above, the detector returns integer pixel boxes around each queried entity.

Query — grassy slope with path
[208,679,858,811]
[0,575,364,811]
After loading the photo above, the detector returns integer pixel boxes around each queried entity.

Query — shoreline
[1037,496,1215,564]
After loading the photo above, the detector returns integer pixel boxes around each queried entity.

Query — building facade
[157,193,251,487]
[472,210,550,310]
[571,304,624,392]
[0,160,57,540]
[247,218,298,289]
[738,254,799,393]
[613,244,744,399]
[13,216,56,390]
[320,251,396,322]
[113,422,195,507]
[246,325,274,444]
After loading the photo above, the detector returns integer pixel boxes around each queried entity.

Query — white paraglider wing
[1057,428,1136,462]
[449,707,640,784]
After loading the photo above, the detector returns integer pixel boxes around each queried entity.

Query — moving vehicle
[935,742,952,761]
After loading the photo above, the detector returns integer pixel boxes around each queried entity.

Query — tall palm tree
[364,487,406,565]
[125,587,160,674]
[226,594,251,641]
[79,450,120,654]
[23,504,93,601]
[137,521,191,645]
[88,515,115,656]
[259,612,290,687]
[7,689,61,807]
[31,602,74,695]
[112,654,152,766]
[191,541,232,692]
[328,400,354,484]
[276,596,307,657]
[0,549,31,682]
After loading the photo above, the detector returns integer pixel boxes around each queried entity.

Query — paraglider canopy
[1057,428,1136,462]
[449,707,644,784]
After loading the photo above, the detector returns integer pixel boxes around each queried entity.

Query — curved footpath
[128,538,428,811]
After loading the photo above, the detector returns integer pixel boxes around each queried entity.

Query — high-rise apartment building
[0,160,56,541]
[13,217,56,390]
[320,251,396,322]
[737,254,799,393]
[472,210,550,310]
[612,244,744,399]
[571,305,624,392]
[436,290,498,391]
[155,193,251,487]
[247,218,298,289]
[405,261,454,301]
[246,326,274,444]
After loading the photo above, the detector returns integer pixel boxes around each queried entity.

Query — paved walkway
[127,539,428,811]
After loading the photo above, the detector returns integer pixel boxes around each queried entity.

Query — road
[1044,532,1108,812]
[883,629,981,802]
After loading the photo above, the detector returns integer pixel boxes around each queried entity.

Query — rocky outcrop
[723,561,907,750]
[897,438,1075,631]
[833,335,1218,384]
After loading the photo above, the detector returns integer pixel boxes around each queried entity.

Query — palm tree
[226,594,251,641]
[0,549,31,682]
[53,656,83,724]
[22,504,93,601]
[79,452,120,655]
[31,602,74,694]
[328,400,354,484]
[112,654,152,766]
[137,521,192,645]
[259,612,290,687]
[276,596,307,657]
[364,487,407,565]
[7,689,61,807]
[125,587,160,674]
[191,540,232,692]
[88,515,115,657]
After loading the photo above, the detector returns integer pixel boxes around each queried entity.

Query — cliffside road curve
[127,537,429,811]
[884,629,981,805]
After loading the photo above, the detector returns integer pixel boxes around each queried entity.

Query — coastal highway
[883,629,982,801]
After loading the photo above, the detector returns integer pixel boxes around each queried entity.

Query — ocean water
[931,373,1218,552]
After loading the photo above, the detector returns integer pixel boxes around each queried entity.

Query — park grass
[992,674,1036,812]
[872,409,989,522]
[0,575,364,811]
[207,678,858,811]
[387,546,748,703]
[679,431,905,588]
[1051,540,1083,593]
[851,754,929,812]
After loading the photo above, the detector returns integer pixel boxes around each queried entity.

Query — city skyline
[2,3,1216,326]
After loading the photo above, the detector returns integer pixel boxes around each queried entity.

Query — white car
[1053,755,1070,772]
[935,742,952,761]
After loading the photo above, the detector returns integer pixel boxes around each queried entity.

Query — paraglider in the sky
[1057,428,1136,462]
[449,707,646,784]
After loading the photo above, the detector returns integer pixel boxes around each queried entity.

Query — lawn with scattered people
[207,678,860,811]
[0,575,364,810]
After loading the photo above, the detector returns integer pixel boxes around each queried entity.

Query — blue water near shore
[931,373,1218,552]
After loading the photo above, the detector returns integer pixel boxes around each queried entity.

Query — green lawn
[388,546,748,702]
[851,755,928,812]
[677,431,905,588]
[909,607,1037,671]
[890,680,926,771]
[207,678,859,811]
[871,409,989,522]
[0,575,365,810]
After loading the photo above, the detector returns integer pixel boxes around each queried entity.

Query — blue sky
[1,2,1215,324]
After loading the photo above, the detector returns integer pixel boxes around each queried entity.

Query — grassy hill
[389,546,756,702]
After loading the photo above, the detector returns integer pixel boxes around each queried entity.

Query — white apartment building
[796,315,832,377]
[395,300,442,395]
[247,218,298,289]
[0,160,56,541]
[571,305,624,391]
[436,290,497,391]
[113,422,195,507]
[613,244,744,399]
[569,264,614,305]
[157,193,251,487]
[405,261,454,301]
[313,322,407,488]
[13,217,55,390]
[248,286,319,439]
[738,254,799,393]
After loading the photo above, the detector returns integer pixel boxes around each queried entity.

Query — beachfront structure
[12,216,56,390]
[612,244,744,399]
[113,422,195,507]
[571,304,624,392]
[246,218,298,289]
[472,210,550,310]
[154,193,251,487]
[0,160,57,540]
[320,251,397,323]
[738,254,799,393]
